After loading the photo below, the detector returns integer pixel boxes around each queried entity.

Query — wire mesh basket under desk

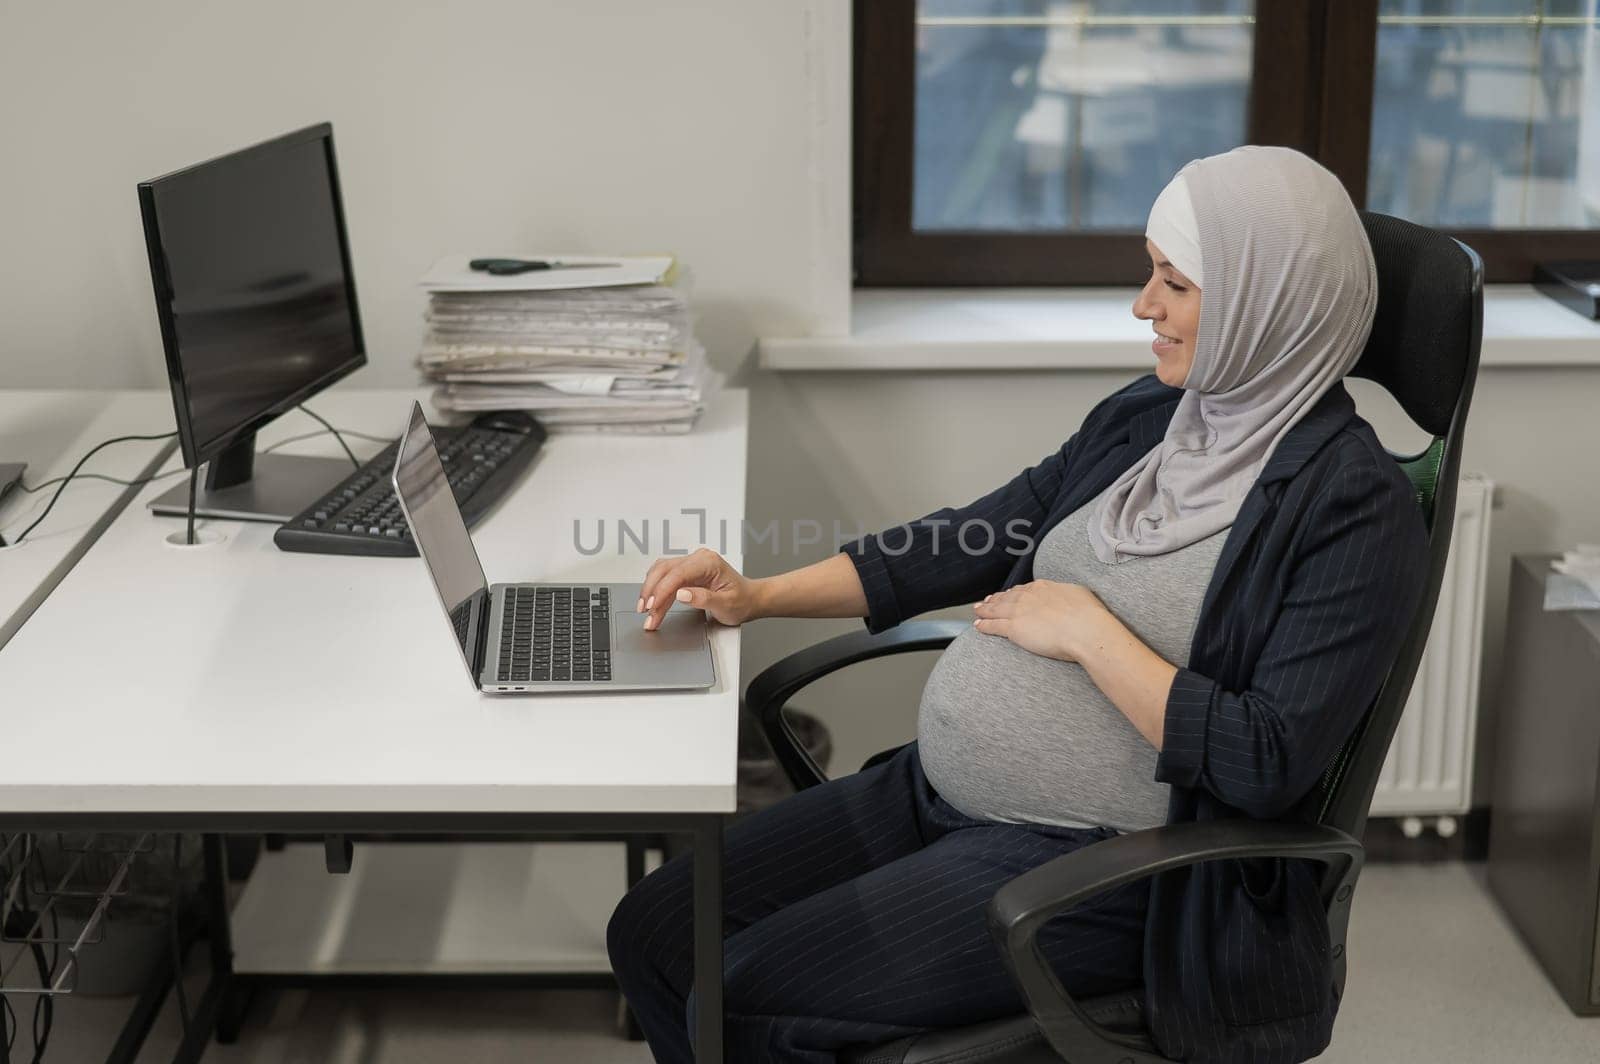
[0,832,165,1003]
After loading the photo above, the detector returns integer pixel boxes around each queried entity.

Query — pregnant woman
[607,145,1428,1064]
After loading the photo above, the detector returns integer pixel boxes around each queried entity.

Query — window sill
[758,285,1600,371]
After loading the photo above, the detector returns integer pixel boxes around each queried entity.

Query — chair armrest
[746,620,967,791]
[987,819,1364,1064]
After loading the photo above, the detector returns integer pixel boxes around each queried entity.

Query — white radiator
[1369,474,1493,820]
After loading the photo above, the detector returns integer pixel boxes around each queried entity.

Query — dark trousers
[606,744,1149,1063]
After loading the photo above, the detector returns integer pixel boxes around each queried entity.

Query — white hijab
[1088,145,1378,564]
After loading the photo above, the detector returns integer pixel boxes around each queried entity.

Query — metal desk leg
[622,835,649,1042]
[105,948,176,1063]
[105,897,203,1064]
[692,817,724,1064]
[171,836,233,1064]
[210,838,258,1045]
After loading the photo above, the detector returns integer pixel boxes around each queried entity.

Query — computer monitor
[139,123,366,522]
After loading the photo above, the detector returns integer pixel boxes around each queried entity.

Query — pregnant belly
[916,628,1169,833]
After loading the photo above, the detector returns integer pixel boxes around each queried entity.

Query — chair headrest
[1349,212,1481,438]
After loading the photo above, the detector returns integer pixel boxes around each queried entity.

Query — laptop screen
[392,402,488,678]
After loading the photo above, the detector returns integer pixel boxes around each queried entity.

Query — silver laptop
[392,402,715,694]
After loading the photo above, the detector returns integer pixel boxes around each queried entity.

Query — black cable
[315,426,391,445]
[31,842,56,1064]
[5,468,184,548]
[260,426,391,453]
[4,844,55,1064]
[297,405,359,469]
[3,420,382,546]
[17,426,386,498]
[167,836,190,1035]
[5,433,176,546]
[17,469,188,495]
[0,929,53,1062]
[29,968,48,1064]
[185,467,198,547]
[1,844,16,1060]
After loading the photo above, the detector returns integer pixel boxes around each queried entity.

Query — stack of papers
[1546,546,1600,611]
[418,255,719,434]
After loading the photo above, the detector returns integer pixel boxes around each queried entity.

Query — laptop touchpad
[612,606,709,656]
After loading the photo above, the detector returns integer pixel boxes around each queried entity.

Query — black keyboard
[497,585,612,684]
[273,412,546,557]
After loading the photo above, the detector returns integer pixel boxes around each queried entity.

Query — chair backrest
[1298,212,1483,841]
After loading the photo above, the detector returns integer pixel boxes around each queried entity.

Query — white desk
[0,386,747,1062]
[0,390,178,646]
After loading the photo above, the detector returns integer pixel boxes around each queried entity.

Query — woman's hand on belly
[972,581,1178,749]
[971,580,1113,662]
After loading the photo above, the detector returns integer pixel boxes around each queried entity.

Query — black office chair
[747,212,1483,1064]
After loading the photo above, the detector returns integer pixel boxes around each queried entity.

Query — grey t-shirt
[917,489,1227,833]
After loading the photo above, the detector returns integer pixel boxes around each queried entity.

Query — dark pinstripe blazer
[843,373,1428,1064]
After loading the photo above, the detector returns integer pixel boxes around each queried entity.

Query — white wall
[0,0,844,389]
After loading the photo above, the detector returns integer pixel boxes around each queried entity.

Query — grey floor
[32,861,1600,1063]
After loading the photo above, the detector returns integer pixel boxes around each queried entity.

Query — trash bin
[737,700,832,817]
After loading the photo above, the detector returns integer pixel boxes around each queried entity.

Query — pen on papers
[468,258,622,276]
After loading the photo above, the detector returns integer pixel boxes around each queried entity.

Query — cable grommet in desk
[163,528,227,549]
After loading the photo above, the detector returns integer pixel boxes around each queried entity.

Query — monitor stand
[147,432,354,523]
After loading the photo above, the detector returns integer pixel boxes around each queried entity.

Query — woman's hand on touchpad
[638,548,756,630]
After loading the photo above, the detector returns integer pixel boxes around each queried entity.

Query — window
[856,0,1600,285]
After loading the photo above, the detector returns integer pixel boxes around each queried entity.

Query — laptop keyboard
[497,586,611,684]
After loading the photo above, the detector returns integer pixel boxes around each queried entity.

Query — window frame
[855,0,1596,286]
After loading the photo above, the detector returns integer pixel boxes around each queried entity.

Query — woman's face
[1132,239,1201,388]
